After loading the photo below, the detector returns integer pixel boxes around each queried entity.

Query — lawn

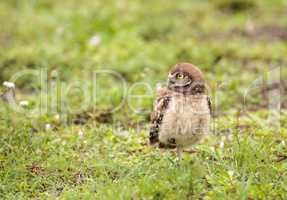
[0,0,287,199]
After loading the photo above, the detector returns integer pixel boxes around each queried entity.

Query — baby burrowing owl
[150,63,211,161]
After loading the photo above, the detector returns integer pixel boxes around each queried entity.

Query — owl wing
[149,86,171,145]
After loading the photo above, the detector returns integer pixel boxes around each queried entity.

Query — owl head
[167,63,206,95]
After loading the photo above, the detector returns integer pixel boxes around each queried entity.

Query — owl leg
[176,146,183,162]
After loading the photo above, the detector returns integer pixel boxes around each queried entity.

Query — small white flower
[219,141,224,149]
[89,35,101,46]
[3,81,15,89]
[19,100,29,107]
[281,140,285,146]
[78,130,84,139]
[45,124,52,131]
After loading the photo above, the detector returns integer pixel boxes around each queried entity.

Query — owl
[150,63,212,161]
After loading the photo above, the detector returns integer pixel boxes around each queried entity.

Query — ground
[0,0,287,199]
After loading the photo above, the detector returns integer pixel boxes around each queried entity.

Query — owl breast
[159,94,211,148]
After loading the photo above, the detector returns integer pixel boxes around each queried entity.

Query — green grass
[0,0,287,199]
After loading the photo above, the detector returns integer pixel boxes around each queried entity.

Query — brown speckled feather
[149,86,171,145]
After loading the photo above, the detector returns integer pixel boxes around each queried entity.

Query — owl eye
[176,73,184,79]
